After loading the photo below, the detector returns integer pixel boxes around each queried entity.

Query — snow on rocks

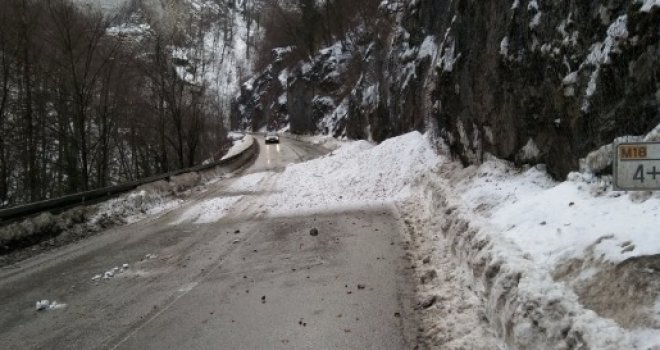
[580,14,629,112]
[637,0,660,12]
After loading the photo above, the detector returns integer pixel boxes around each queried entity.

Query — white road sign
[614,142,660,191]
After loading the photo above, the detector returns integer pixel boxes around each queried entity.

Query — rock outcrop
[233,0,659,179]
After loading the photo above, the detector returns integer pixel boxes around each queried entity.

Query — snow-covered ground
[173,196,243,224]
[181,131,659,349]
[458,160,660,268]
[435,157,660,349]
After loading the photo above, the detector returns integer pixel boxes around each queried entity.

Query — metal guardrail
[0,138,258,225]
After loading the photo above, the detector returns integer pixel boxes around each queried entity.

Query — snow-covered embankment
[403,138,659,349]
[241,131,659,349]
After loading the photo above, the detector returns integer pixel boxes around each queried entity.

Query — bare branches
[0,0,228,207]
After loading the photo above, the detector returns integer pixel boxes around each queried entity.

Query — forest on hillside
[0,0,235,207]
[0,0,384,208]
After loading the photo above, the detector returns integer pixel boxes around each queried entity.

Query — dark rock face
[233,0,659,179]
[230,48,291,132]
[408,0,659,179]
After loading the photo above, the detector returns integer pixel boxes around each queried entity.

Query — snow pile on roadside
[427,156,660,349]
[92,189,182,226]
[458,160,660,269]
[222,135,255,160]
[260,131,440,216]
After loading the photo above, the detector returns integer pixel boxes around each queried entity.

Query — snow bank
[90,188,183,227]
[458,160,660,268]
[222,134,255,160]
[257,131,439,216]
[420,156,660,349]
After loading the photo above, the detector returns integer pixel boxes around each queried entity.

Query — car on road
[265,132,279,144]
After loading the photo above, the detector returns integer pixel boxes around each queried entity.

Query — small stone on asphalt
[418,295,437,310]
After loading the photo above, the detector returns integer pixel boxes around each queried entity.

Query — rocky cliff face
[233,0,659,179]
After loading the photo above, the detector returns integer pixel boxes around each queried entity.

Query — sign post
[614,142,660,191]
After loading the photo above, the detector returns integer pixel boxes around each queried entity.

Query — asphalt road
[0,136,420,349]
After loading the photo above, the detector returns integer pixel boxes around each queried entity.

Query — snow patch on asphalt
[226,172,270,192]
[36,300,66,311]
[92,264,130,281]
[177,282,199,293]
[172,196,243,224]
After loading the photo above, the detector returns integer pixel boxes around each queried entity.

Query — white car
[265,132,279,144]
